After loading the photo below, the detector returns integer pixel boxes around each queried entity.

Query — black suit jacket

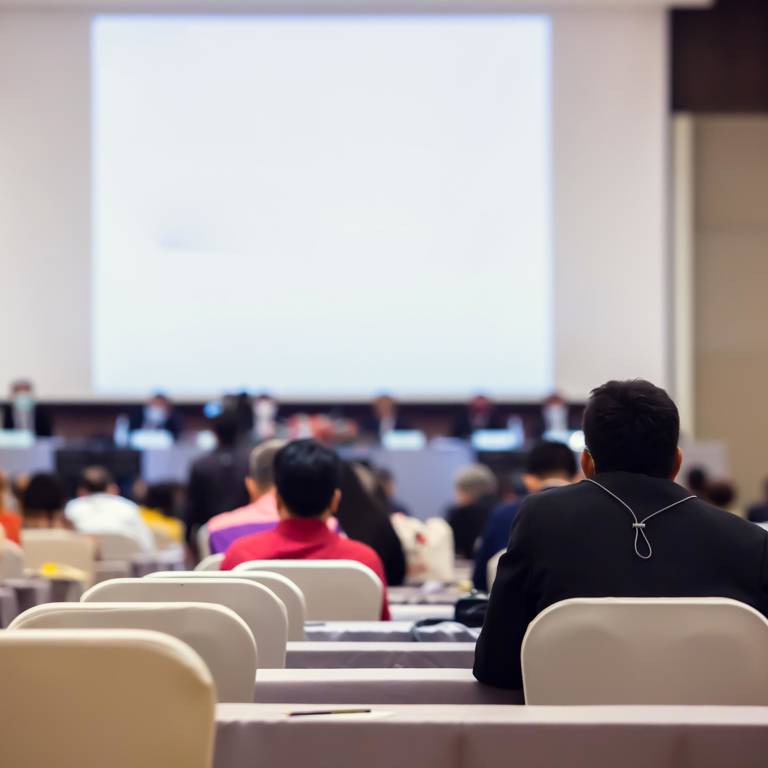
[1,403,53,437]
[474,471,768,690]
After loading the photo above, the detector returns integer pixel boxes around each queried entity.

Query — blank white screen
[92,15,551,398]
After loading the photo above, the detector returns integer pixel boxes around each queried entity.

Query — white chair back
[234,559,382,620]
[391,515,455,584]
[522,597,768,704]
[486,549,504,591]
[147,570,307,640]
[0,628,215,768]
[96,532,142,560]
[150,525,179,551]
[195,553,224,571]
[0,539,24,579]
[10,601,256,702]
[21,530,96,583]
[197,523,211,558]
[82,577,288,667]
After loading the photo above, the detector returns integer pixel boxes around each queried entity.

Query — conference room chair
[486,550,504,591]
[195,552,224,571]
[147,569,307,640]
[0,538,24,580]
[0,628,215,768]
[21,529,96,584]
[9,601,257,702]
[521,597,768,705]
[82,576,288,667]
[235,559,382,621]
[95,532,143,560]
[197,522,211,559]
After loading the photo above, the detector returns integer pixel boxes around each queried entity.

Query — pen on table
[288,709,372,718]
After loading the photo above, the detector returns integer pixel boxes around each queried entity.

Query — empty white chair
[10,601,256,702]
[95,532,143,560]
[234,560,382,620]
[195,553,224,571]
[0,539,24,579]
[21,529,96,583]
[522,597,768,705]
[0,629,215,768]
[82,577,288,667]
[486,549,504,591]
[147,570,307,640]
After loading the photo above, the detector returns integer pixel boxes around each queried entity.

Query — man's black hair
[525,441,577,478]
[274,439,341,518]
[583,379,679,479]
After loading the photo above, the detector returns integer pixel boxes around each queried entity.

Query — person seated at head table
[184,409,250,549]
[747,478,768,524]
[451,395,506,440]
[1,379,53,437]
[129,391,183,440]
[473,379,768,691]
[445,464,499,560]
[206,439,287,554]
[0,470,22,543]
[137,482,185,545]
[65,466,155,552]
[20,473,72,530]
[337,462,406,587]
[472,441,578,591]
[359,394,410,443]
[221,439,391,620]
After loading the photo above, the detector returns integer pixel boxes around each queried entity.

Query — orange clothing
[0,511,22,544]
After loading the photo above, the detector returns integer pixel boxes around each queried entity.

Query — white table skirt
[214,704,768,768]
[304,621,479,643]
[284,642,475,669]
[253,669,521,705]
[390,605,455,622]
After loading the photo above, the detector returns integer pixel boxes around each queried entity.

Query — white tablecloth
[253,669,521,705]
[285,641,475,669]
[390,605,454,622]
[304,621,479,643]
[214,704,768,768]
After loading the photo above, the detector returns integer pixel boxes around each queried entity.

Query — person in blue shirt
[473,441,578,591]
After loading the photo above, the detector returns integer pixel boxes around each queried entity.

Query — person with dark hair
[184,411,250,548]
[1,379,53,437]
[65,465,154,550]
[472,441,578,590]
[706,480,739,515]
[20,473,68,530]
[747,478,768,524]
[373,467,411,517]
[129,392,183,440]
[474,379,768,692]
[686,466,709,497]
[221,440,391,619]
[139,482,185,545]
[337,463,406,586]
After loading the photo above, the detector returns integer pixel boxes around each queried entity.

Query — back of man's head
[249,439,287,493]
[455,464,498,504]
[274,439,341,518]
[525,441,577,480]
[79,465,115,495]
[583,379,679,479]
[213,411,240,448]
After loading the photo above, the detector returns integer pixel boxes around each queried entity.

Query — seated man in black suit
[1,379,53,437]
[474,379,768,691]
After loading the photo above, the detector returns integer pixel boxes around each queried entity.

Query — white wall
[0,5,673,401]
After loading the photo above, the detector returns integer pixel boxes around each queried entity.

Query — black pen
[288,708,372,718]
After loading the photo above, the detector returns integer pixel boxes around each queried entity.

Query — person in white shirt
[65,466,155,552]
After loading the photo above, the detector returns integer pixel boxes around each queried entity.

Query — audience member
[206,439,286,554]
[0,471,22,543]
[473,441,577,591]
[452,395,505,439]
[474,379,768,691]
[1,379,53,437]
[361,394,409,442]
[747,478,768,524]
[337,462,406,586]
[185,411,250,547]
[21,473,69,529]
[221,439,391,620]
[374,467,411,516]
[445,464,498,560]
[138,482,185,544]
[686,465,710,496]
[706,480,740,516]
[65,466,154,551]
[130,392,183,440]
